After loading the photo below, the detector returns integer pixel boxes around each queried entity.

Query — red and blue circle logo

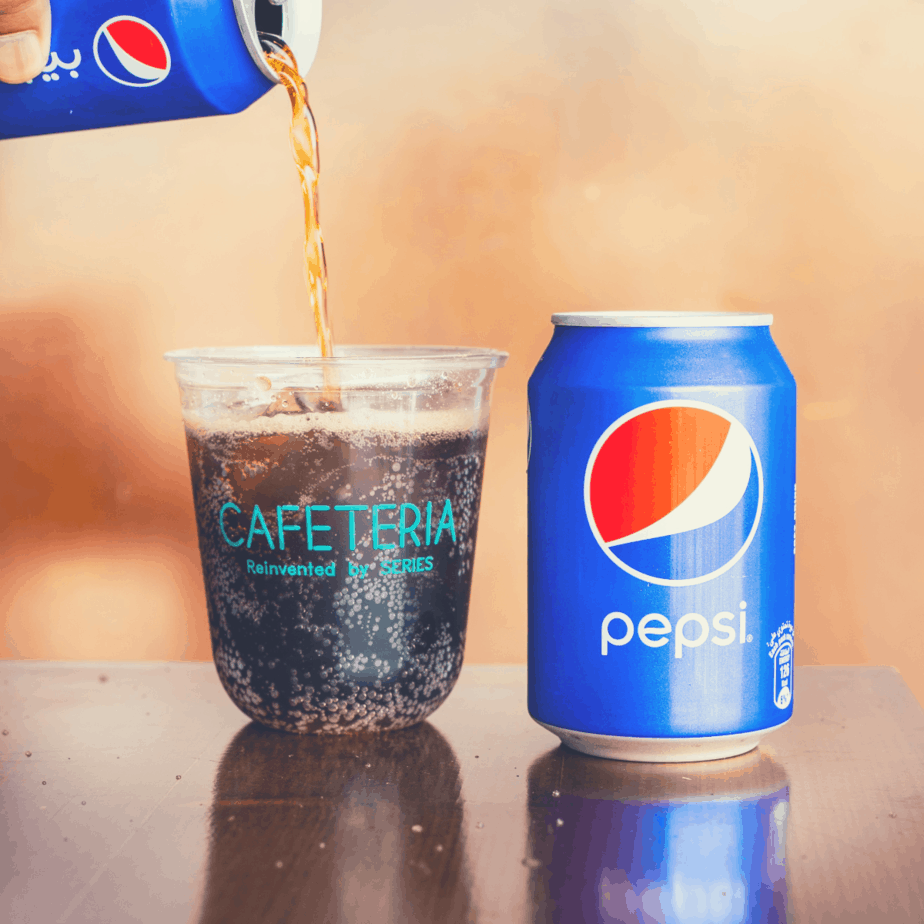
[93,16,171,88]
[584,401,762,586]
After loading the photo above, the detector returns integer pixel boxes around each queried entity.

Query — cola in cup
[166,346,507,733]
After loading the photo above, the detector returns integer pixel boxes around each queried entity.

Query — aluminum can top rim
[552,311,773,328]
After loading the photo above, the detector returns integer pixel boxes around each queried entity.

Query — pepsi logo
[93,16,171,88]
[584,400,763,586]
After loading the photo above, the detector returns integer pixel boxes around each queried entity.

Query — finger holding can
[0,0,51,84]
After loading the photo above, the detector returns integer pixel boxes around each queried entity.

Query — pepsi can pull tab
[0,0,320,139]
[528,312,796,762]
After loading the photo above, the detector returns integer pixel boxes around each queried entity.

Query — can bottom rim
[536,718,791,764]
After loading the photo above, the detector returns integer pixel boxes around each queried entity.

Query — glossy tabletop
[1,663,922,923]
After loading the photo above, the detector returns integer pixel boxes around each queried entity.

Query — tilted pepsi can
[0,0,320,139]
[527,312,796,762]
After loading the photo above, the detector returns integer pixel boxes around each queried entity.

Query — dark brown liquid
[185,418,488,733]
[262,39,338,404]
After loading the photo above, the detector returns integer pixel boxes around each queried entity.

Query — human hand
[0,0,51,84]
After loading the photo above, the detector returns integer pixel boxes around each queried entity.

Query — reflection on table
[197,721,470,924]
[3,665,920,923]
[527,748,789,924]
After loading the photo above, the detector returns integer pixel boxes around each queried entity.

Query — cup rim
[164,345,509,367]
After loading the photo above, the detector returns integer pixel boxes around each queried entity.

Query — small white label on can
[768,622,794,709]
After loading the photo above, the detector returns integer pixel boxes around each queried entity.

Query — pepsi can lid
[552,311,773,327]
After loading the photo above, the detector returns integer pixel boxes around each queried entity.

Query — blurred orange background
[2,0,923,702]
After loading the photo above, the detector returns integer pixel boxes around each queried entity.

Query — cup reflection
[527,749,789,924]
[197,721,470,924]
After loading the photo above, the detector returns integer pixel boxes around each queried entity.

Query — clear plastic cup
[165,346,507,733]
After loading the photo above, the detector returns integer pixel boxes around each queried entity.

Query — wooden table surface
[1,662,922,923]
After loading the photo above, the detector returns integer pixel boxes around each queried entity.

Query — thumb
[0,0,51,84]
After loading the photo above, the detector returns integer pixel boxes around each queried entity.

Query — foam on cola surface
[185,405,488,733]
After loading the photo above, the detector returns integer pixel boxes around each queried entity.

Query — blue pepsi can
[527,312,796,762]
[0,0,320,139]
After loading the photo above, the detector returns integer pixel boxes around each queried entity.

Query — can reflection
[526,749,789,924]
[197,721,469,924]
